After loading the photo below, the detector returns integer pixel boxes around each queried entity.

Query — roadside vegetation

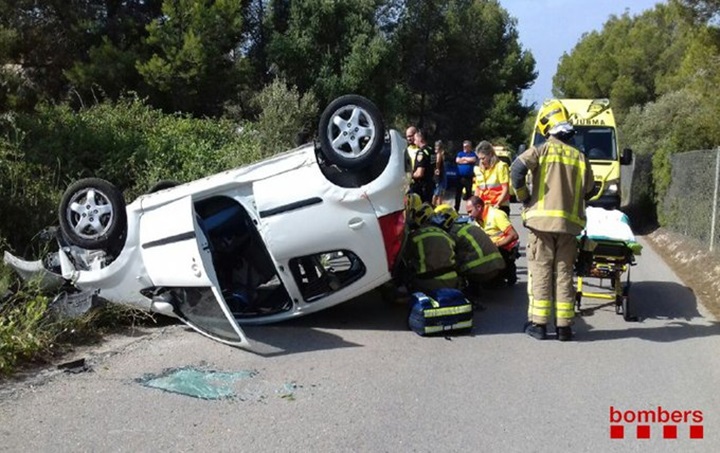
[2,0,720,375]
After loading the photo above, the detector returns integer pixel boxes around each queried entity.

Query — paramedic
[510,99,595,341]
[402,202,460,293]
[433,204,505,296]
[474,141,511,216]
[466,196,519,286]
[454,140,477,211]
[410,130,435,203]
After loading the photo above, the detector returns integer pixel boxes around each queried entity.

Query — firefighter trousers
[526,230,577,327]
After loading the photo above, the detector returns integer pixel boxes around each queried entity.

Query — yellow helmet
[433,204,458,230]
[405,192,423,214]
[537,99,573,137]
[410,202,435,227]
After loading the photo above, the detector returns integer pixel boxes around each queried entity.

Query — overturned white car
[4,95,408,349]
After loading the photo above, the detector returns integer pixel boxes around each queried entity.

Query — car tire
[318,94,385,170]
[59,178,127,251]
[148,180,180,193]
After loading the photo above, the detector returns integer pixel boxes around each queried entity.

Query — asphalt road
[1,203,719,452]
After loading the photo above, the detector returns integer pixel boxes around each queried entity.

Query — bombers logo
[609,406,704,439]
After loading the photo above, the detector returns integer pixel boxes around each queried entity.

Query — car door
[139,196,250,348]
[252,165,388,300]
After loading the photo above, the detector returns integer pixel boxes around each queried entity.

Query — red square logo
[663,425,677,439]
[637,425,651,439]
[690,425,704,439]
[610,425,624,439]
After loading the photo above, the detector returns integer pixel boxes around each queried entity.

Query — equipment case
[408,288,473,336]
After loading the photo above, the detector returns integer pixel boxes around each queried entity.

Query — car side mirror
[620,147,632,165]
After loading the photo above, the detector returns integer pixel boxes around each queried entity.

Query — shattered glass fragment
[137,367,257,400]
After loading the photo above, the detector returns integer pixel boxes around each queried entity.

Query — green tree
[64,0,164,104]
[393,0,535,143]
[265,0,398,112]
[137,0,245,116]
[553,2,692,115]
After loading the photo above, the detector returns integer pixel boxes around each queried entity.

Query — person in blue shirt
[454,140,477,211]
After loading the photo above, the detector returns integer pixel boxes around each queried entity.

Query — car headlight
[604,182,619,195]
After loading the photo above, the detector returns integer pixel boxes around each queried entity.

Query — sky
[499,0,666,106]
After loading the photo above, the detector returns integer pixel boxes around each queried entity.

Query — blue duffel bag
[408,288,473,336]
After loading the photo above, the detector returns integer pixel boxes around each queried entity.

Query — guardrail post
[711,147,720,252]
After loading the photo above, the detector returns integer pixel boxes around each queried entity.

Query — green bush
[251,79,319,156]
[620,88,720,224]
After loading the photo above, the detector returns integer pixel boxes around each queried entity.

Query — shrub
[251,79,319,155]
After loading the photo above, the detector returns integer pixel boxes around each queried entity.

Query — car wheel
[318,94,385,170]
[148,180,180,193]
[59,178,127,251]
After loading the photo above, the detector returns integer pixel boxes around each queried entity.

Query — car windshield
[533,126,617,161]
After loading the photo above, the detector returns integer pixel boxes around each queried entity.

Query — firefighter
[510,99,596,341]
[433,204,505,296]
[402,202,460,293]
[466,195,520,286]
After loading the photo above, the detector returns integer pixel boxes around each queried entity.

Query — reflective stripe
[532,298,551,317]
[423,304,473,318]
[531,142,587,226]
[456,225,503,273]
[412,229,455,274]
[556,302,575,320]
[435,270,459,280]
[477,182,504,189]
[523,208,586,228]
[423,320,472,334]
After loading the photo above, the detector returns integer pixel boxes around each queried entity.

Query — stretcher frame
[575,238,638,321]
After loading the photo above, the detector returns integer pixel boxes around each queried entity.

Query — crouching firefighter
[401,202,461,294]
[433,204,505,296]
[510,99,596,341]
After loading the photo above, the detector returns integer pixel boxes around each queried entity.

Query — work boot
[523,322,547,340]
[556,326,573,341]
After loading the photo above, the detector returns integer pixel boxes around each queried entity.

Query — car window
[289,250,366,302]
[172,287,244,342]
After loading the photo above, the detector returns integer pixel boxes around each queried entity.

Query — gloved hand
[515,186,530,207]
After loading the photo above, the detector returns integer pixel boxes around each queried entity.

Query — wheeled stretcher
[574,208,643,321]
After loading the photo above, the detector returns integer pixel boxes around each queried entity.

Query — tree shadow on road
[572,280,720,342]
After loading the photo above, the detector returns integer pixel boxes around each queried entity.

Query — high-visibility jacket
[473,160,510,207]
[477,206,519,251]
[450,223,505,276]
[405,144,419,172]
[512,137,594,235]
[405,225,458,282]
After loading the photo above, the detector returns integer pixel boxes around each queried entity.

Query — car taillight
[378,210,406,271]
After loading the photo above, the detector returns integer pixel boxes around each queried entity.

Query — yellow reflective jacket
[450,223,505,276]
[405,225,458,281]
[516,137,594,235]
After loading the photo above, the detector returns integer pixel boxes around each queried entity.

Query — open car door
[139,196,250,348]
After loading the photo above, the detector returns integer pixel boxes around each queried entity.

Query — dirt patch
[643,227,720,320]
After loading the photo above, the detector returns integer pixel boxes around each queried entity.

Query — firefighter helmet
[411,202,435,227]
[433,204,458,230]
[537,99,573,137]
